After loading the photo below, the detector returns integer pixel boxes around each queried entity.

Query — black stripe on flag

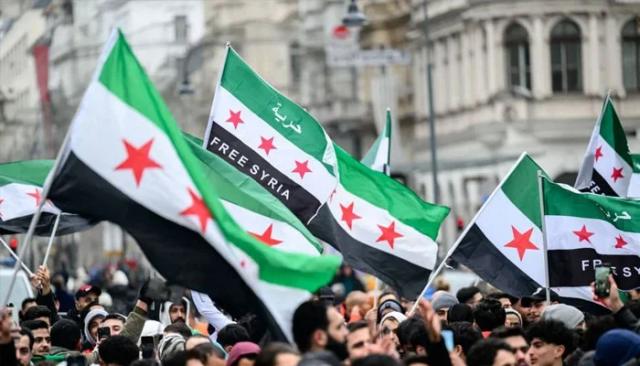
[49,152,287,340]
[0,213,97,236]
[579,169,618,196]
[307,206,431,299]
[206,123,321,223]
[548,248,640,289]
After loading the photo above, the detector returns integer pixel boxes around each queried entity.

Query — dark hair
[486,292,511,301]
[457,287,482,304]
[23,306,52,323]
[490,326,526,340]
[473,299,506,332]
[378,290,400,303]
[583,315,617,351]
[526,319,573,357]
[192,342,225,360]
[33,361,58,366]
[254,342,299,366]
[21,298,37,310]
[352,354,400,366]
[161,350,186,366]
[466,338,514,366]
[449,322,483,356]
[402,354,430,366]
[130,360,157,366]
[626,300,640,319]
[347,320,369,333]
[50,319,81,351]
[217,323,250,348]
[292,300,329,353]
[164,322,192,339]
[20,327,34,350]
[21,320,49,332]
[408,320,430,351]
[447,303,474,324]
[104,314,127,324]
[79,301,103,324]
[397,317,423,352]
[186,344,213,365]
[99,335,140,366]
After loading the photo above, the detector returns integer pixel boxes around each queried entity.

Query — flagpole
[42,212,61,268]
[408,152,530,316]
[0,237,34,276]
[537,170,551,305]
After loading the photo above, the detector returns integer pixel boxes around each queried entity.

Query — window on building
[550,20,582,93]
[622,18,640,92]
[174,15,188,42]
[504,23,531,90]
[290,42,301,85]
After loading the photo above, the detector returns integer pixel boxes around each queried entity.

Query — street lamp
[342,0,367,28]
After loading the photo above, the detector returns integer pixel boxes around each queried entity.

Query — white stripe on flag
[545,216,640,255]
[594,136,632,196]
[0,183,61,220]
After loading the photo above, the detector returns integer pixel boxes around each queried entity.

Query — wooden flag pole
[537,170,552,305]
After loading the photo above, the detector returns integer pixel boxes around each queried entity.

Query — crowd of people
[3,263,640,366]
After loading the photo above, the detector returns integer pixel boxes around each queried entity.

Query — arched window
[504,23,531,89]
[550,20,582,93]
[622,19,640,92]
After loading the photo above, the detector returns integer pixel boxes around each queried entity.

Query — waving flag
[204,46,338,224]
[0,160,96,236]
[627,155,640,199]
[46,30,340,341]
[575,95,632,197]
[361,109,391,173]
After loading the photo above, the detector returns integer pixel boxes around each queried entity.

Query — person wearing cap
[432,292,459,323]
[376,299,404,324]
[521,288,560,323]
[226,341,260,366]
[513,298,534,326]
[541,304,585,330]
[505,308,523,328]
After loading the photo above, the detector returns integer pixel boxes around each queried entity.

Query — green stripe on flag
[99,30,339,292]
[632,154,640,173]
[500,155,548,230]
[599,98,633,167]
[0,160,53,187]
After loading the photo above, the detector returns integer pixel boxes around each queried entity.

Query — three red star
[249,224,283,246]
[226,110,244,129]
[376,221,403,249]
[292,160,312,179]
[573,225,594,244]
[611,167,624,183]
[595,146,603,163]
[180,188,212,233]
[504,226,539,261]
[258,136,277,156]
[339,202,361,230]
[114,139,162,186]
[614,235,627,249]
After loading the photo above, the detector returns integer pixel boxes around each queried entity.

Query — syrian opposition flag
[184,134,321,256]
[0,160,96,236]
[361,109,391,173]
[542,177,640,293]
[46,30,340,341]
[575,94,632,197]
[307,145,449,298]
[204,46,338,224]
[627,155,640,199]
[450,153,607,314]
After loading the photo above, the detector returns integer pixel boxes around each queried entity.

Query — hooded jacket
[84,309,109,345]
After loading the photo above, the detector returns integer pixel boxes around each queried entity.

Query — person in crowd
[163,350,188,366]
[397,317,423,355]
[526,319,573,366]
[491,326,531,366]
[23,305,52,326]
[352,354,401,366]
[21,319,51,355]
[188,304,210,336]
[520,288,559,323]
[402,354,430,366]
[101,313,128,336]
[16,328,33,366]
[448,303,475,324]
[466,338,516,366]
[187,334,212,350]
[226,341,260,366]
[457,287,483,308]
[378,291,401,307]
[297,350,343,366]
[20,298,37,322]
[505,309,523,328]
[166,322,195,339]
[434,277,451,292]
[380,311,407,348]
[73,285,102,325]
[161,300,188,325]
[408,298,454,364]
[513,298,534,326]
[346,321,372,362]
[52,273,76,313]
[593,329,640,366]
[474,299,507,338]
[217,323,251,353]
[487,293,515,309]
[292,300,348,360]
[159,332,187,363]
[432,292,459,323]
[49,319,83,359]
[583,315,617,353]
[343,291,371,323]
[540,304,585,330]
[98,335,140,366]
[186,342,226,366]
[449,321,483,362]
[254,342,300,366]
[84,308,109,346]
[331,264,365,300]
[377,298,404,324]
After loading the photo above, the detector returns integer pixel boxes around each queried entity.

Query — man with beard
[491,326,531,366]
[160,300,188,325]
[292,300,349,361]
[20,320,51,356]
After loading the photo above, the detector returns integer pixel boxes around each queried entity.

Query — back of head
[217,323,250,348]
[594,329,640,366]
[541,304,584,329]
[50,319,81,350]
[345,291,367,308]
[397,317,424,352]
[21,319,49,332]
[99,335,140,366]
[447,303,474,324]
[193,342,226,360]
[526,319,574,357]
[23,305,52,322]
[626,299,640,318]
[432,292,459,312]
[473,299,506,332]
[352,354,400,366]
[449,322,483,357]
[159,333,187,362]
[584,315,617,351]
[490,326,526,341]
[254,342,299,366]
[457,287,481,304]
[293,300,329,353]
[298,350,342,366]
[164,322,192,339]
[161,351,186,366]
[466,338,514,366]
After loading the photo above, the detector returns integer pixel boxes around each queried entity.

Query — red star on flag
[595,146,603,163]
[240,259,246,268]
[226,110,244,129]
[611,167,624,183]
[376,221,403,249]
[249,224,283,246]
[504,226,538,261]
[330,188,337,203]
[339,202,361,230]
[258,136,277,156]
[0,198,4,217]
[573,225,594,244]
[114,139,162,186]
[180,188,212,233]
[292,160,312,179]
[614,235,627,249]
[27,189,44,206]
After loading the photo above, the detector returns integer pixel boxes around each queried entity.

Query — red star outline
[573,225,594,244]
[114,139,162,186]
[249,224,283,247]
[257,136,277,156]
[611,167,624,183]
[504,226,539,261]
[292,160,312,179]
[339,202,362,230]
[595,146,603,163]
[226,110,244,129]
[179,188,212,233]
[376,221,403,249]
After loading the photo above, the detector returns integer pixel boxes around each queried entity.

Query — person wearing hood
[379,311,407,349]
[160,299,188,326]
[84,308,109,347]
[594,329,640,366]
